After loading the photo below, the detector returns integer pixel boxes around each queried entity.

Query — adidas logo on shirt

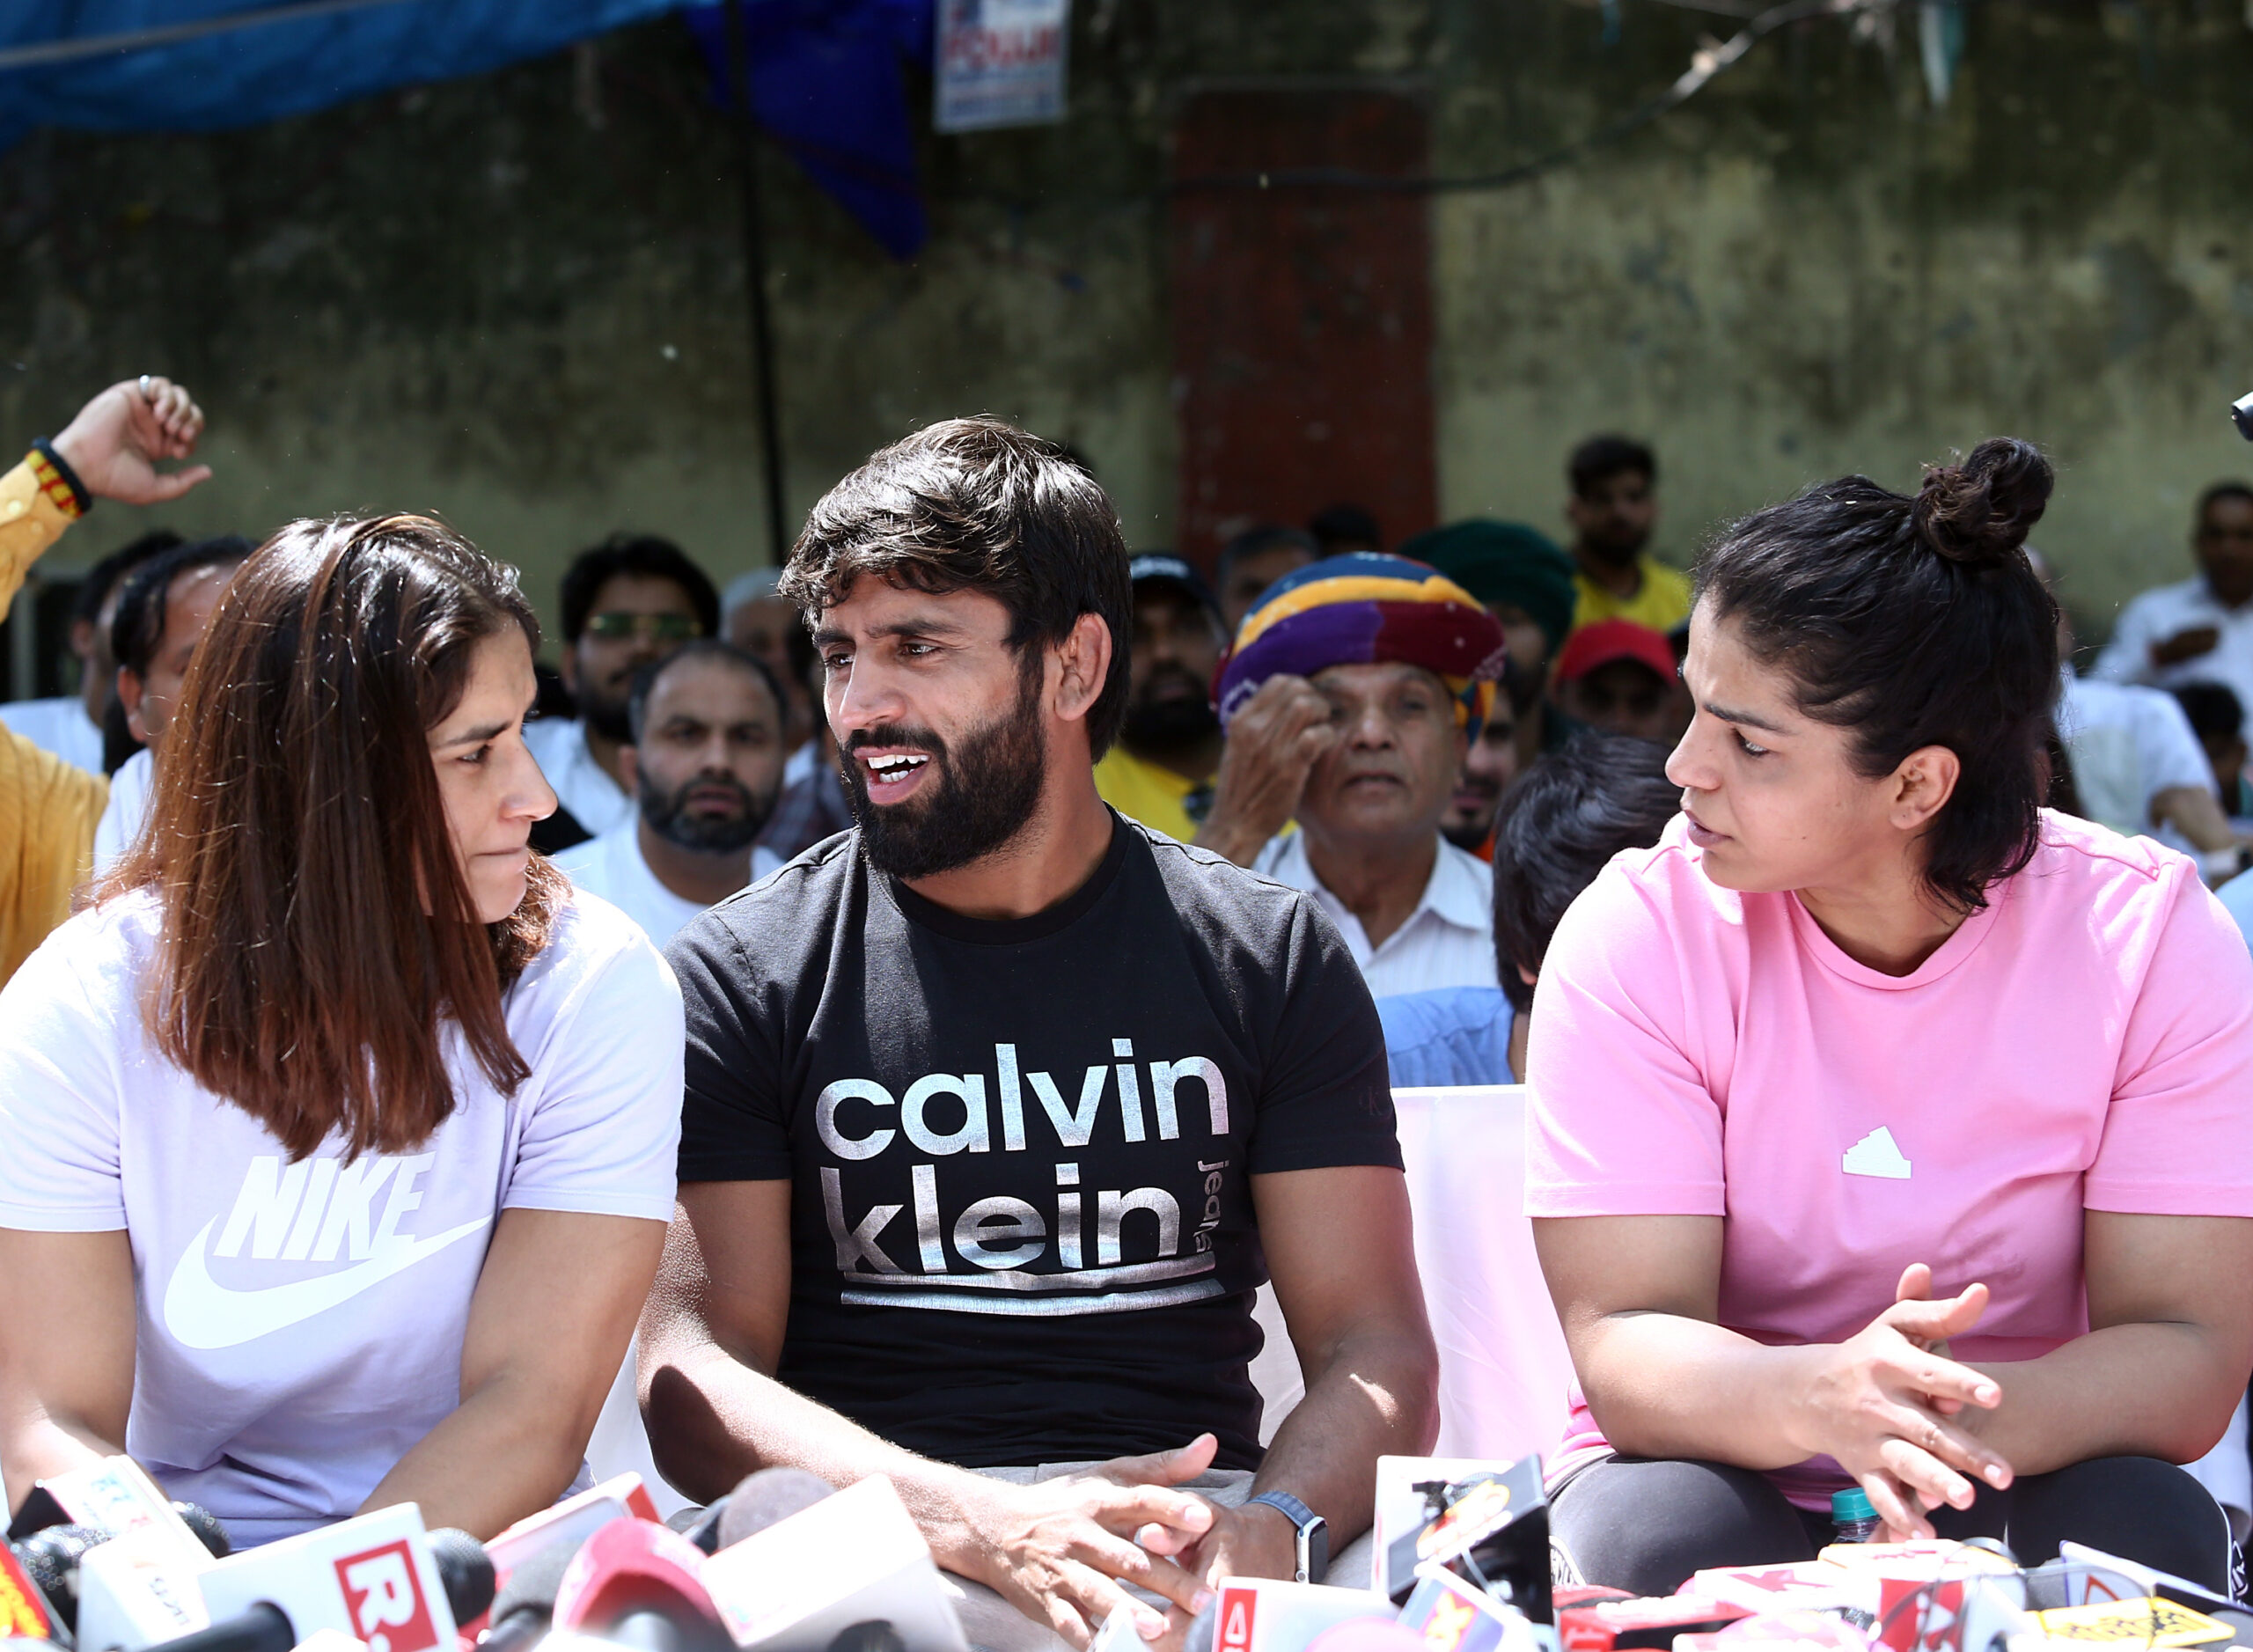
[1842,1126,1912,1180]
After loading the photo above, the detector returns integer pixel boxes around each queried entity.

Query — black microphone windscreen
[489,1533,582,1626]
[714,1468,836,1551]
[428,1528,495,1624]
[1185,1599,1219,1652]
[172,1501,232,1560]
[827,1621,906,1652]
[607,1607,733,1652]
[13,1524,111,1631]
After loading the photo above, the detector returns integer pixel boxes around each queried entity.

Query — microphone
[13,1524,110,1632]
[712,1470,836,1554]
[485,1473,657,1597]
[190,1504,468,1652]
[826,1626,906,1652]
[698,1475,967,1652]
[1200,1581,1394,1652]
[169,1508,231,1563]
[477,1535,585,1652]
[1381,1457,1551,1622]
[8,1458,225,1567]
[550,1519,728,1652]
[0,1540,66,1641]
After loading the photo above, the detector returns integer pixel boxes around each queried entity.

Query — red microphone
[550,1518,727,1652]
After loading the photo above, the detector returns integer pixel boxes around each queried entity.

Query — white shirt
[1251,831,1496,999]
[2055,670,2214,846]
[553,820,782,946]
[2091,576,2253,725]
[0,696,102,775]
[92,746,151,877]
[0,890,682,1546]
[524,717,634,839]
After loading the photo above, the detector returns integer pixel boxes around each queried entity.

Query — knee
[1552,1458,1813,1597]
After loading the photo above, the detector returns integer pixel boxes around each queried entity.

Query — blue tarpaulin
[0,0,931,258]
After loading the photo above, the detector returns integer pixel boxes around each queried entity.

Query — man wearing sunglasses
[528,532,723,853]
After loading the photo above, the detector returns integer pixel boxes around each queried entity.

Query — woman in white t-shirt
[1529,441,2253,1593]
[0,515,684,1545]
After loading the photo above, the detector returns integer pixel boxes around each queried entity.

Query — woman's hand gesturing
[1791,1263,2011,1539]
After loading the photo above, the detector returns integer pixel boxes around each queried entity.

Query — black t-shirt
[669,813,1400,1472]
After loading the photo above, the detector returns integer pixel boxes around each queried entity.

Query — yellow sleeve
[0,723,106,986]
[0,451,96,983]
[0,451,84,626]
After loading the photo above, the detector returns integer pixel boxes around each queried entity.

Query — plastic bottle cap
[1831,1487,1876,1522]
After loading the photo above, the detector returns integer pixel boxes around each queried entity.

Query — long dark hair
[1697,438,2059,913]
[109,514,566,1160]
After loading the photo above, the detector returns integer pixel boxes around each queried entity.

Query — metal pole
[723,0,790,566]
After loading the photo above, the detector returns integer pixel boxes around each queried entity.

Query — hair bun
[1912,437,2052,568]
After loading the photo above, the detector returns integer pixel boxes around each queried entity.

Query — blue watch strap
[1245,1491,1328,1582]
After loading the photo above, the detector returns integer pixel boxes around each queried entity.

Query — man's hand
[947,1436,1222,1650]
[1789,1267,2010,1540]
[51,377,211,506]
[1193,676,1336,866]
[2153,626,2222,668]
[1136,1495,1297,1648]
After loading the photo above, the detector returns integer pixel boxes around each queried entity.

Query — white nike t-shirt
[0,889,684,1546]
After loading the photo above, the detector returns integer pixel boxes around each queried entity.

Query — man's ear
[118,666,150,745]
[617,745,641,795]
[1051,613,1113,725]
[558,645,581,696]
[68,617,95,665]
[1890,744,1962,832]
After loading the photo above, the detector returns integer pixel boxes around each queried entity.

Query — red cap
[1554,618,1677,686]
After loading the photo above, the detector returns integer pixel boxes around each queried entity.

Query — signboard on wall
[934,0,1069,133]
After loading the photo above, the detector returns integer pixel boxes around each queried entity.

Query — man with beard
[641,418,1438,1652]
[1230,554,1508,1001]
[1560,435,1689,639]
[526,532,721,853]
[553,641,787,944]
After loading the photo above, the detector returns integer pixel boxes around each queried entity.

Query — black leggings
[1550,1455,2234,1598]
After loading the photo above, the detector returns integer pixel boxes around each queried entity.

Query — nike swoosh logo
[160,1215,494,1350]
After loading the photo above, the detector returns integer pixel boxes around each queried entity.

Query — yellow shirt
[1571,556,1693,636]
[1093,745,1208,844]
[0,452,106,985]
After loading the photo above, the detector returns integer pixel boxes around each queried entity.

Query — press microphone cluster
[5,1457,488,1652]
[468,1468,966,1652]
[10,1462,974,1652]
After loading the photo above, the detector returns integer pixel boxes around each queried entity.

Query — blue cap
[1831,1487,1876,1523]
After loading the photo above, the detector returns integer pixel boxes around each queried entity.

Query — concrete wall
[4,0,2252,654]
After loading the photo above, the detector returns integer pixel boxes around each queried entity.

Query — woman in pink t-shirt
[1529,439,2253,1594]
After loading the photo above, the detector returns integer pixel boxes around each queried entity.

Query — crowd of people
[2,378,2252,1652]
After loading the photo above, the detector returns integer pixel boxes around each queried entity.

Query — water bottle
[1831,1487,1883,1544]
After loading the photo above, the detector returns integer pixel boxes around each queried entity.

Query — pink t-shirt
[1524,810,2253,1507]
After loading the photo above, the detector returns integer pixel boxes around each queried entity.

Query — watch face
[1307,1516,1330,1583]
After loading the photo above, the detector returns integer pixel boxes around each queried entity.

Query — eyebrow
[1702,700,1791,735]
[435,697,536,749]
[812,614,973,648]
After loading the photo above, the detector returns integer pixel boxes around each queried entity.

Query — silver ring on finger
[138,374,153,398]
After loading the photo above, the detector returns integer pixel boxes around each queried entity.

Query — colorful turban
[1216,553,1509,738]
[1395,519,1579,654]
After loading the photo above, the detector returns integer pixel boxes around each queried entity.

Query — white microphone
[697,1475,968,1652]
[187,1505,483,1652]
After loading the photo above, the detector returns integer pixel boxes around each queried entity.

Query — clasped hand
[952,1432,1295,1652]
[1791,1263,2011,1539]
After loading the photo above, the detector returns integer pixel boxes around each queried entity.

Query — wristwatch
[1245,1490,1329,1584]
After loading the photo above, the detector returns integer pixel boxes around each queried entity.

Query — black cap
[1127,554,1222,624]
